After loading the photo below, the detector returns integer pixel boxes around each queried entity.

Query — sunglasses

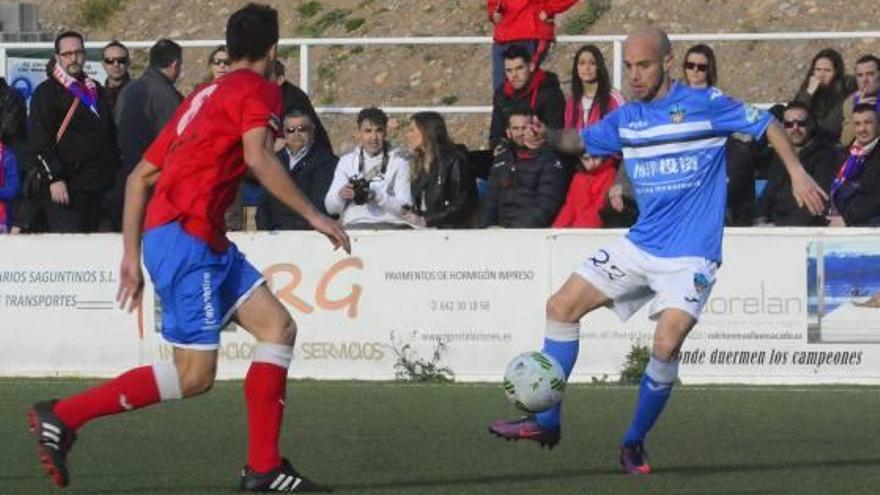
[103,57,129,65]
[783,119,809,129]
[685,61,709,72]
[212,58,230,66]
[286,125,312,133]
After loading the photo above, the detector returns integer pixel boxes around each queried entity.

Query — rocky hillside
[30,0,880,151]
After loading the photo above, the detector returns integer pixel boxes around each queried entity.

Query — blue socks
[622,355,679,445]
[535,320,579,430]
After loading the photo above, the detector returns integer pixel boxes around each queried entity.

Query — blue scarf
[831,136,879,213]
[52,63,99,116]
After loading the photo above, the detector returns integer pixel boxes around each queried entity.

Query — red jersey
[143,69,282,252]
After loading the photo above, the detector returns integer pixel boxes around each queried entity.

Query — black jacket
[489,70,565,149]
[759,136,840,226]
[256,145,338,230]
[410,145,476,228]
[834,144,880,226]
[116,66,183,173]
[28,76,120,192]
[479,144,568,228]
[280,81,332,154]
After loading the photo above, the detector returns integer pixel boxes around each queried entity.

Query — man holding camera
[325,107,412,229]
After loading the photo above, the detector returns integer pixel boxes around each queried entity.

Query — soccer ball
[502,351,566,413]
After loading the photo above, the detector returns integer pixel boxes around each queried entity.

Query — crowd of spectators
[1,12,880,235]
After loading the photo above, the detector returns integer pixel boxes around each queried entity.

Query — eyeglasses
[212,58,230,66]
[57,49,85,59]
[286,125,313,134]
[103,57,129,65]
[783,119,809,129]
[685,61,709,72]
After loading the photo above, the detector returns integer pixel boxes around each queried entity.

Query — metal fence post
[612,39,622,91]
[299,43,309,94]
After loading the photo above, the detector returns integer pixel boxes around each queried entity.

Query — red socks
[244,361,288,473]
[54,365,161,431]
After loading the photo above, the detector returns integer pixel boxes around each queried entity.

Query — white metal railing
[2,31,880,114]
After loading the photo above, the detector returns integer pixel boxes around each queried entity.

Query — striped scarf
[831,136,879,212]
[52,63,99,116]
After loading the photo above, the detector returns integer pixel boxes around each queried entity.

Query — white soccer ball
[502,351,566,413]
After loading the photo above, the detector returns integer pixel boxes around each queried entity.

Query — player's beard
[641,71,668,102]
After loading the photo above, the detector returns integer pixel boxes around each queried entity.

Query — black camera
[349,176,372,205]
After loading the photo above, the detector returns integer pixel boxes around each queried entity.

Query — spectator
[757,101,839,226]
[100,41,131,113]
[0,137,20,233]
[489,45,565,150]
[402,111,476,228]
[324,108,412,229]
[487,0,577,91]
[795,48,854,141]
[205,45,230,83]
[28,32,119,233]
[840,54,880,146]
[0,76,26,233]
[554,45,625,228]
[681,44,717,88]
[257,111,338,230]
[829,103,880,226]
[272,60,332,153]
[111,39,184,231]
[480,108,567,228]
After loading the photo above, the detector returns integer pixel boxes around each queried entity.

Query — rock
[374,72,389,84]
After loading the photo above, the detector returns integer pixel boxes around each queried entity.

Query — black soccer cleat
[27,399,77,487]
[239,458,331,492]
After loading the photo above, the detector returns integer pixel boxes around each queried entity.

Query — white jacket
[324,146,412,226]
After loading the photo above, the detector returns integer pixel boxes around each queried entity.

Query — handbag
[22,98,79,199]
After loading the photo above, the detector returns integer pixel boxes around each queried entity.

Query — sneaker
[488,416,560,449]
[27,399,77,487]
[239,458,330,492]
[619,442,651,474]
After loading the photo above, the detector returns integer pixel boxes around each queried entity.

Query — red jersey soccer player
[28,4,347,492]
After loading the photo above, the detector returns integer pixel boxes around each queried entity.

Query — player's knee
[546,294,578,324]
[652,337,680,361]
[263,314,296,347]
[179,369,215,397]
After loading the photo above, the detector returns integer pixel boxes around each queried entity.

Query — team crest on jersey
[669,104,686,124]
[693,272,710,294]
[744,104,761,123]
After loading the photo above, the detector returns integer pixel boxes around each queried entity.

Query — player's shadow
[333,457,880,492]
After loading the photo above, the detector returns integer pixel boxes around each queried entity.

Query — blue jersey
[582,83,772,262]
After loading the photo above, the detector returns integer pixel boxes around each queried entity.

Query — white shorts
[575,237,718,322]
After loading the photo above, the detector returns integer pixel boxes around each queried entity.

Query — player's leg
[620,308,695,474]
[620,258,717,474]
[233,281,328,492]
[533,275,611,429]
[489,274,609,448]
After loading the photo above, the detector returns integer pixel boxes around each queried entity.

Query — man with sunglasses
[758,101,839,226]
[258,110,338,230]
[101,41,130,113]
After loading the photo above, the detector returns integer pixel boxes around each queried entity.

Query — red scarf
[503,68,546,111]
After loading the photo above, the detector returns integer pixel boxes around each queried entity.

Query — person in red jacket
[488,0,577,91]
[553,45,625,228]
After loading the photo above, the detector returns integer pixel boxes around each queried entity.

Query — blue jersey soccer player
[27,4,348,492]
[489,27,827,474]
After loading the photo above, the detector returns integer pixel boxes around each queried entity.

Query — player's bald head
[625,26,672,60]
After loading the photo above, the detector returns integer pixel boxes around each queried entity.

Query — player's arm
[243,126,350,254]
[117,158,161,312]
[765,121,828,215]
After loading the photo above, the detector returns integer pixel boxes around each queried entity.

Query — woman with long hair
[205,45,230,82]
[554,45,624,228]
[682,44,718,88]
[795,48,854,140]
[402,112,475,228]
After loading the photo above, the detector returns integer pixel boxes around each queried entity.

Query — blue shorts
[143,221,264,350]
